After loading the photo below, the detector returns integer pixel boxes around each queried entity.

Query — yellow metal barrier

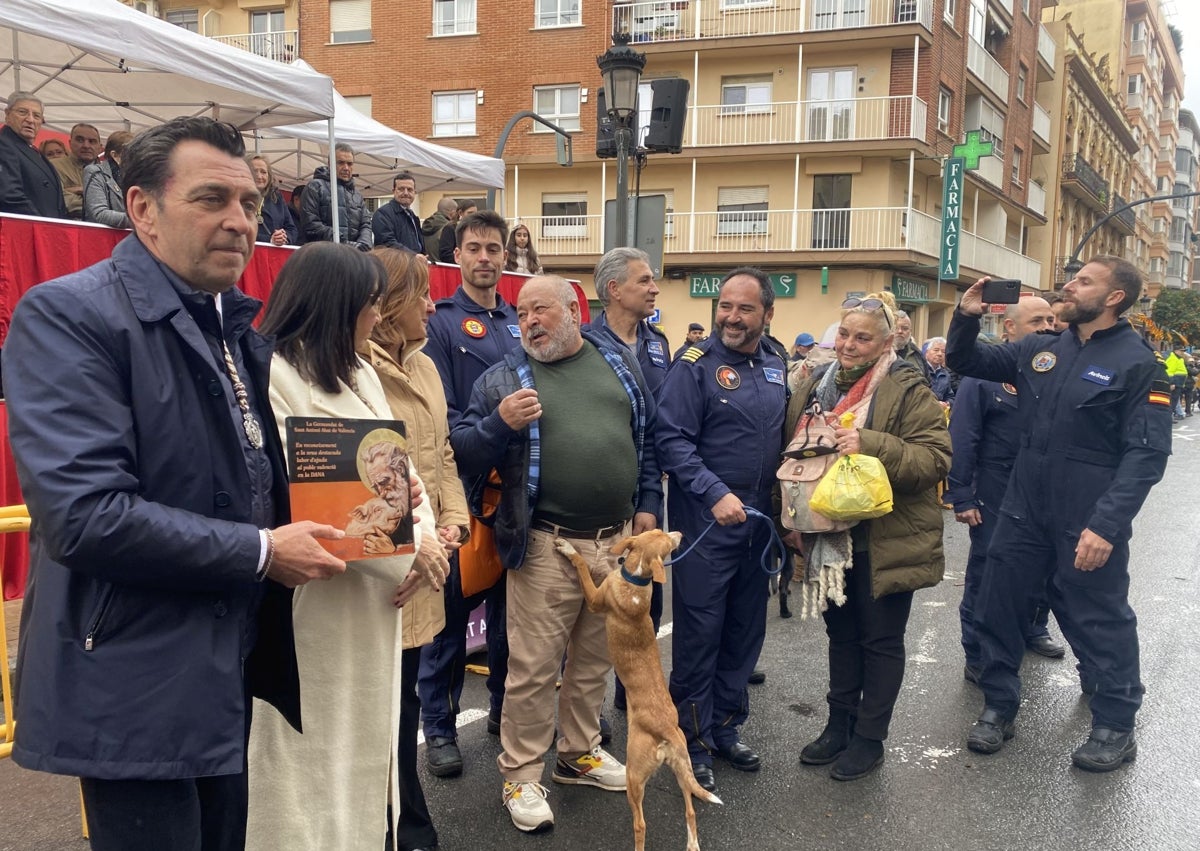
[0,505,86,837]
[0,504,28,758]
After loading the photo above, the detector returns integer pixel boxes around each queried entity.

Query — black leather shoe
[963,664,981,686]
[1026,635,1066,659]
[716,741,761,771]
[748,669,767,685]
[691,763,717,793]
[1072,727,1137,772]
[800,718,853,766]
[966,709,1014,755]
[599,714,613,745]
[425,736,463,777]
[487,707,501,736]
[829,734,884,781]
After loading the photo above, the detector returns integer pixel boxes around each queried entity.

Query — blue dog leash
[663,506,788,577]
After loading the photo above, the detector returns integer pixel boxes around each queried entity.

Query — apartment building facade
[1046,0,1188,295]
[124,0,1055,344]
[1027,20,1138,290]
[293,0,1053,344]
[125,0,300,61]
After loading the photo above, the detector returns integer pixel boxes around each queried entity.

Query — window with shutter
[331,0,371,43]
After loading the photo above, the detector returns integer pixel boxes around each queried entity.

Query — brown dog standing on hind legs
[555,530,722,851]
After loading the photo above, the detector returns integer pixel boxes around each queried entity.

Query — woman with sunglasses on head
[365,247,471,851]
[246,242,449,851]
[785,291,951,781]
[504,223,542,274]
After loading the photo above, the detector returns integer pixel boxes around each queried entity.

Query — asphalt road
[3,422,1199,851]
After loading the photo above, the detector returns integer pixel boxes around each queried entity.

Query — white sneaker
[551,745,627,791]
[502,781,554,832]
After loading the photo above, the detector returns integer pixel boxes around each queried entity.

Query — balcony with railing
[910,211,1042,281]
[210,30,298,62]
[1027,181,1046,217]
[1032,102,1051,149]
[973,151,1005,188]
[610,0,933,45]
[967,37,1010,102]
[686,95,928,146]
[1061,152,1109,210]
[1109,194,1136,235]
[521,205,1041,282]
[1037,23,1056,74]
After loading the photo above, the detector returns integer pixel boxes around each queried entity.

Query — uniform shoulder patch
[679,345,706,363]
[1149,378,1172,407]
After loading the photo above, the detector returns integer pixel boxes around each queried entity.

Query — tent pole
[12,30,20,91]
[328,119,340,243]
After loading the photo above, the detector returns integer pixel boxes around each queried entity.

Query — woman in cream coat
[368,248,472,851]
[247,243,450,851]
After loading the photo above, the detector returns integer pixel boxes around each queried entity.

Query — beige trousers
[497,525,623,783]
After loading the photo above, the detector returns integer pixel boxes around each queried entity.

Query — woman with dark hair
[82,130,134,228]
[246,242,449,851]
[787,291,951,782]
[249,154,298,246]
[504,222,542,274]
[367,247,470,851]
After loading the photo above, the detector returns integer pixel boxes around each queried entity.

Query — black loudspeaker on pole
[596,78,690,158]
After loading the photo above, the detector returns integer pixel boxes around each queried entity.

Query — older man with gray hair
[451,274,662,833]
[0,91,68,219]
[585,246,670,398]
[299,142,373,249]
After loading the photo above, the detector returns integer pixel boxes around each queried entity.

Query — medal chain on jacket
[221,339,265,450]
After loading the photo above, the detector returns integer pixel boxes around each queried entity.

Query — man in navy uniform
[586,247,670,398]
[421,209,517,777]
[655,266,788,793]
[947,295,1065,688]
[947,256,1171,772]
[584,246,671,712]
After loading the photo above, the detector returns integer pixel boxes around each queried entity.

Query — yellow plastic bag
[808,454,893,522]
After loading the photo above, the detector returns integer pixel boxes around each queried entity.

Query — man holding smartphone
[946,295,1065,688]
[946,258,1171,773]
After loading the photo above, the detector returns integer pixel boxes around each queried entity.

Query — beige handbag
[777,402,855,535]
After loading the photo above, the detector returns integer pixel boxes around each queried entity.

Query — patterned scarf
[799,347,897,618]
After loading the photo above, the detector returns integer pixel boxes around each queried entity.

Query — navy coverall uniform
[419,287,522,737]
[946,375,1054,667]
[584,311,671,708]
[946,312,1171,733]
[655,336,787,765]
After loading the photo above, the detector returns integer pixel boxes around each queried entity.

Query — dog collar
[620,565,652,587]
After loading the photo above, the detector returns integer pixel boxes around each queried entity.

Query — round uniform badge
[1002,383,1017,395]
[462,318,487,339]
[715,365,741,390]
[1031,351,1056,372]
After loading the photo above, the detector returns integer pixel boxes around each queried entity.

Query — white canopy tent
[255,63,505,197]
[0,0,335,132]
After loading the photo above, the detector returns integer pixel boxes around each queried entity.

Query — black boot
[800,710,853,766]
[829,734,884,781]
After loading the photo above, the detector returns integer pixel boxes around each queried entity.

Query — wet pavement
[3,422,1199,850]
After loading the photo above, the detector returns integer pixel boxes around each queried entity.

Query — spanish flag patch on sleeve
[1149,379,1172,407]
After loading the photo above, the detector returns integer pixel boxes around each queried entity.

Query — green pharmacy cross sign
[939,132,995,280]
[953,130,995,169]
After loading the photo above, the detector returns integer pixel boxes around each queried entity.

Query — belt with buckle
[531,517,626,540]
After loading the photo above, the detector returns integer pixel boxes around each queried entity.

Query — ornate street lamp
[597,32,646,248]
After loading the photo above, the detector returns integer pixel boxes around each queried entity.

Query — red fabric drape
[0,216,587,598]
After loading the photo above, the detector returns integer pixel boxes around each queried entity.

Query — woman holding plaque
[246,242,450,851]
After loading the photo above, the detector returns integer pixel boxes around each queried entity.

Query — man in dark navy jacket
[4,117,345,850]
[947,295,1065,685]
[419,209,518,778]
[0,92,69,219]
[948,257,1171,773]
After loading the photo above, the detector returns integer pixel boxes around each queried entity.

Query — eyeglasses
[841,297,893,329]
